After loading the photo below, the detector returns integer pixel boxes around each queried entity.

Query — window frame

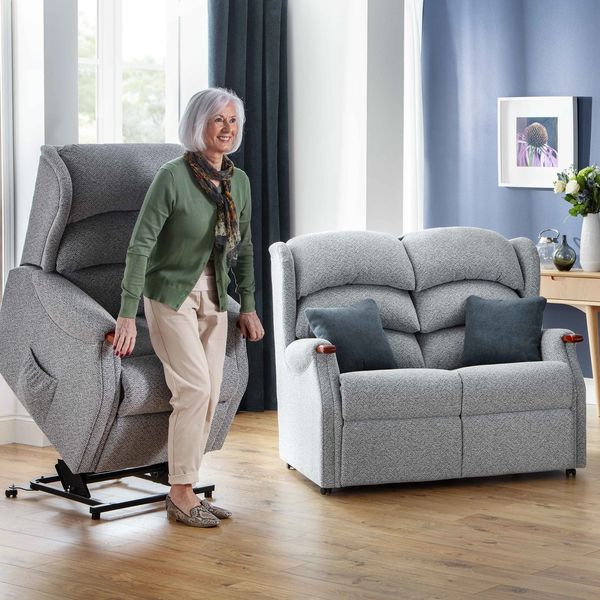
[82,0,200,144]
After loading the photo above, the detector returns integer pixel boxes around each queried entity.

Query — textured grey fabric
[541,328,586,467]
[277,337,342,487]
[414,280,519,334]
[20,147,72,271]
[402,227,524,292]
[56,211,139,272]
[269,227,585,491]
[118,354,172,417]
[31,270,116,343]
[296,285,419,338]
[458,361,573,415]
[269,242,297,354]
[288,230,415,299]
[385,330,425,369]
[0,145,249,476]
[418,327,465,370]
[205,297,250,451]
[341,418,462,486]
[60,263,144,318]
[95,412,168,472]
[510,237,540,298]
[60,143,183,223]
[340,368,461,420]
[462,410,575,477]
[0,267,120,472]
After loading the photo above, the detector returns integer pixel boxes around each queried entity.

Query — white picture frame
[498,96,577,188]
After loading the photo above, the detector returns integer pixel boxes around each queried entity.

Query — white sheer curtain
[403,0,424,233]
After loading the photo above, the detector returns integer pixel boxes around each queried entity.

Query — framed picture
[498,96,577,188]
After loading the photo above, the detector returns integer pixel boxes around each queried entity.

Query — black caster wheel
[320,487,332,495]
[566,468,576,477]
[5,488,17,498]
[286,464,296,470]
[205,490,213,498]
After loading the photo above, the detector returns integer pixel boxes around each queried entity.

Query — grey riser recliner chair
[0,144,248,516]
[269,228,586,494]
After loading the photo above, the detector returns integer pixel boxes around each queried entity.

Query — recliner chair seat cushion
[340,368,462,421]
[118,353,241,417]
[457,361,573,416]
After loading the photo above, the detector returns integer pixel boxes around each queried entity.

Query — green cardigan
[118,157,255,318]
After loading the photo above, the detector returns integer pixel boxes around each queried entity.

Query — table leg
[584,305,600,416]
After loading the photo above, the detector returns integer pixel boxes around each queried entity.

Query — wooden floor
[1,411,600,600]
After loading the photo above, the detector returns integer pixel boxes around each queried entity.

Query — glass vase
[553,235,576,271]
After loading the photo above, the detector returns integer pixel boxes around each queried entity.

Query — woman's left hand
[237,311,265,342]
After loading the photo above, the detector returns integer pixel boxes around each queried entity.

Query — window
[78,0,208,144]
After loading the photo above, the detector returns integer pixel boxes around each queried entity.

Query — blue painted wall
[422,0,600,377]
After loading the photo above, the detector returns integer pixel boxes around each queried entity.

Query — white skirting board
[0,415,51,446]
[585,377,596,407]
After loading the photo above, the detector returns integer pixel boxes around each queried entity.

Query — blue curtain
[208,0,289,411]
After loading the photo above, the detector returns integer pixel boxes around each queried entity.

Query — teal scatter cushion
[462,295,547,367]
[305,299,398,374]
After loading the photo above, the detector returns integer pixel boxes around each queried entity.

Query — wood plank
[2,411,600,598]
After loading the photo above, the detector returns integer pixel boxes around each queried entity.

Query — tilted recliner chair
[0,144,248,517]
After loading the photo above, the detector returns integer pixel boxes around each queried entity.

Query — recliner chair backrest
[20,144,183,317]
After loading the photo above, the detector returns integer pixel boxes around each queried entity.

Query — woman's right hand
[113,316,137,357]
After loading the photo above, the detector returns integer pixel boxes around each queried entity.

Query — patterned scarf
[183,151,241,268]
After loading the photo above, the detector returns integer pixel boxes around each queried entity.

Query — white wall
[288,0,405,238]
[287,0,368,236]
[366,0,404,235]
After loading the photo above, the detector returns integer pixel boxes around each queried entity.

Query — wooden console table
[540,269,600,413]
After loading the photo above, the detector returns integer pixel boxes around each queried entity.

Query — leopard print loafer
[165,495,219,527]
[200,498,232,519]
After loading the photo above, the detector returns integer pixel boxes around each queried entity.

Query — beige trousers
[143,260,228,485]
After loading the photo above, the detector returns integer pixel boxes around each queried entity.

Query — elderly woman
[112,88,264,528]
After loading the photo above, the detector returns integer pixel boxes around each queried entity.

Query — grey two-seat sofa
[269,227,585,492]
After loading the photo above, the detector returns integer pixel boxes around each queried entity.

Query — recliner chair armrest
[284,337,338,374]
[32,271,116,342]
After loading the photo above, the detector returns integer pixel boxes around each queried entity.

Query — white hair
[178,88,245,153]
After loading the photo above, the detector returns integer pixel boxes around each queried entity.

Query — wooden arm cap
[316,344,337,354]
[562,333,584,344]
[105,331,115,344]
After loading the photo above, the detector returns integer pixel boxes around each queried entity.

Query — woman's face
[203,102,238,156]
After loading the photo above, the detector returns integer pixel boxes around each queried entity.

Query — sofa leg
[320,487,333,495]
[286,463,296,470]
[566,468,576,477]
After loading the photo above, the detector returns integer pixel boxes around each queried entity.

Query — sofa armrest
[278,338,342,488]
[541,328,586,467]
[284,337,338,374]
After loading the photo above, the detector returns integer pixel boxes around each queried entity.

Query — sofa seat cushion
[340,368,462,421]
[457,361,573,416]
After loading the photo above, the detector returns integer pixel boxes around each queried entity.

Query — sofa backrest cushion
[288,230,415,299]
[21,144,183,318]
[401,227,525,292]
